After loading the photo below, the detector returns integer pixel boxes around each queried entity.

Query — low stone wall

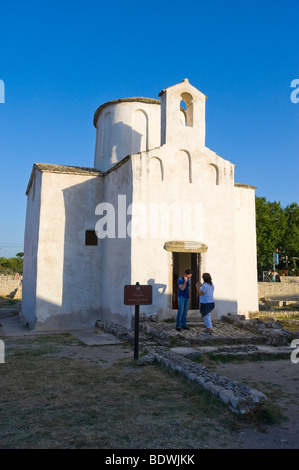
[0,278,22,299]
[279,276,299,283]
[250,311,299,319]
[95,320,268,415]
[258,278,299,301]
[141,348,267,416]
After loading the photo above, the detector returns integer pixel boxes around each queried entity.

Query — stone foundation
[222,314,293,345]
[95,319,271,415]
[140,347,267,416]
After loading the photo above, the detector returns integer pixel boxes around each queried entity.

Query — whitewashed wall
[23,169,103,330]
[22,170,42,328]
[94,99,161,172]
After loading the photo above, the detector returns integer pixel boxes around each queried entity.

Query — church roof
[158,78,208,99]
[33,163,102,175]
[26,156,134,195]
[234,182,257,190]
[26,163,102,195]
[93,97,160,127]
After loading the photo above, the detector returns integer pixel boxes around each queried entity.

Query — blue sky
[0,0,298,258]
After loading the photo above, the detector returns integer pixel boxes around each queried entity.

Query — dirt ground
[0,296,298,449]
[212,359,299,449]
[64,343,299,449]
[0,332,298,449]
[63,343,299,449]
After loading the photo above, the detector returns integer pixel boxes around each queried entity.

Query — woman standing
[196,273,215,336]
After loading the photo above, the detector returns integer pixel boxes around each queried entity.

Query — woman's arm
[195,282,205,296]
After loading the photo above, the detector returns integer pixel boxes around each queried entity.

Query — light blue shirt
[200,283,214,304]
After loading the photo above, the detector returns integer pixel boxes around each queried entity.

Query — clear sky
[0,0,298,258]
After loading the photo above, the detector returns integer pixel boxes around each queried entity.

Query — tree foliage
[255,197,299,276]
[0,256,23,274]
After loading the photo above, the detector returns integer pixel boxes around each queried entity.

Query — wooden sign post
[124,282,153,359]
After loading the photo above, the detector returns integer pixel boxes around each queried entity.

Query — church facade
[22,79,258,330]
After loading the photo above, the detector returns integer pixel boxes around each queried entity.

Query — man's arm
[178,277,188,291]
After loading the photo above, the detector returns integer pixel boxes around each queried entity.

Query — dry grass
[0,296,20,305]
[0,334,250,449]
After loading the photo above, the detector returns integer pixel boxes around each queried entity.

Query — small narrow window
[180,93,193,127]
[180,100,187,126]
[85,230,98,246]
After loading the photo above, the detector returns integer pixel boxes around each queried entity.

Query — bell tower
[159,79,207,148]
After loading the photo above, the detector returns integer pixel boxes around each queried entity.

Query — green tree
[255,197,299,276]
[255,197,285,274]
[0,256,23,274]
[280,203,299,274]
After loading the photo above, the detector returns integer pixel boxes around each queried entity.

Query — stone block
[250,389,267,404]
[229,395,241,410]
[219,389,235,404]
[170,347,200,358]
[197,346,218,353]
[138,353,156,366]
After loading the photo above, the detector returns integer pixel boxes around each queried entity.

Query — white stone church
[22,79,258,330]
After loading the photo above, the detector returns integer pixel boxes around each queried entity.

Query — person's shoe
[201,330,212,336]
[182,326,190,330]
[175,327,181,331]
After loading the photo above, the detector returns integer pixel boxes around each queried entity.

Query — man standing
[176,269,193,331]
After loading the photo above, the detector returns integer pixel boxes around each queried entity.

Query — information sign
[124,285,152,305]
